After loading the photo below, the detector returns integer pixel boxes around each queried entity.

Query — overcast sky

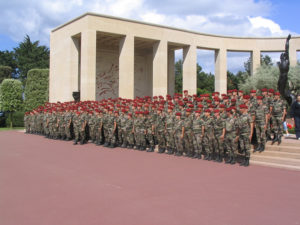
[0,0,299,73]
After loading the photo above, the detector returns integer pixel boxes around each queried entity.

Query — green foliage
[0,66,12,83]
[0,50,17,76]
[5,111,24,127]
[0,79,23,128]
[175,60,183,93]
[239,65,279,93]
[0,79,23,112]
[244,54,273,75]
[239,64,300,94]
[24,69,49,112]
[14,35,49,84]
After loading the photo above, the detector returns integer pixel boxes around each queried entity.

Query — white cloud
[0,0,297,72]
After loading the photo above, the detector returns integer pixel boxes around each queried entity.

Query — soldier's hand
[249,135,252,141]
[180,134,184,139]
[264,125,267,131]
[220,135,224,140]
[235,137,239,143]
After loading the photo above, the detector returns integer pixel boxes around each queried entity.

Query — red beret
[239,104,248,109]
[197,104,204,108]
[275,92,280,96]
[184,90,188,93]
[261,88,268,92]
[214,109,220,113]
[219,104,226,108]
[205,109,211,113]
[268,89,274,93]
[195,110,201,114]
[175,112,181,116]
[257,96,263,100]
[250,90,256,93]
[243,95,250,99]
[226,108,232,112]
[231,99,236,102]
[186,109,192,113]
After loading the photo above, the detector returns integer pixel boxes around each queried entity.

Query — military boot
[73,140,78,145]
[243,157,250,167]
[168,148,174,155]
[218,154,223,163]
[239,157,246,166]
[278,135,282,145]
[80,140,84,145]
[266,134,272,142]
[175,151,182,156]
[214,153,220,162]
[204,153,209,160]
[230,155,236,164]
[103,142,109,147]
[254,144,261,152]
[140,146,146,151]
[225,155,232,164]
[259,143,265,152]
[272,134,278,145]
[147,146,154,152]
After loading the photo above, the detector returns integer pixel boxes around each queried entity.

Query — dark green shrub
[24,69,49,112]
[5,111,24,127]
[0,66,12,84]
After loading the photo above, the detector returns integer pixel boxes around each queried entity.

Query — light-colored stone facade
[49,12,300,102]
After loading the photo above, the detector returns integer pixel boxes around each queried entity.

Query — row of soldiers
[24,88,287,167]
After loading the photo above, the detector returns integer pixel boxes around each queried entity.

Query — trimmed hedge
[24,69,49,112]
[5,111,24,127]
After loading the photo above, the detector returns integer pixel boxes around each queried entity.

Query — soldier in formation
[24,88,288,167]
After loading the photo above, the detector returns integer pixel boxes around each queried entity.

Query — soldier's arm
[201,125,205,138]
[113,121,117,133]
[181,126,184,139]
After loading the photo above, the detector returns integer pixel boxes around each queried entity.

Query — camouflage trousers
[224,132,238,157]
[255,121,266,145]
[192,132,203,154]
[126,131,135,146]
[239,132,251,158]
[184,130,194,154]
[107,128,116,144]
[58,124,65,137]
[89,125,96,141]
[73,125,80,141]
[203,133,214,154]
[103,127,109,143]
[118,129,127,145]
[135,129,146,147]
[174,131,184,153]
[65,125,72,139]
[272,116,283,136]
[43,126,49,136]
[165,129,175,149]
[156,129,166,149]
[214,132,224,155]
[146,129,155,147]
[266,117,272,137]
[95,127,104,144]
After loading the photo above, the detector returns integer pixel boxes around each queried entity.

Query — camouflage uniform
[254,103,268,151]
[271,99,286,139]
[238,113,253,161]
[213,116,225,161]
[155,114,166,153]
[224,116,238,163]
[174,118,184,155]
[203,117,214,160]
[165,113,175,154]
[183,114,194,157]
[192,116,204,158]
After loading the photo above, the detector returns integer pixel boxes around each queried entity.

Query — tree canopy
[14,35,49,83]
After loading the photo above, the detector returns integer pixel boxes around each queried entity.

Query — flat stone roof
[51,12,299,40]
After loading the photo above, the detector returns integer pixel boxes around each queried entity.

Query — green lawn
[0,127,24,131]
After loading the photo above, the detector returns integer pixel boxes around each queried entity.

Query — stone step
[263,144,300,153]
[265,137,300,147]
[250,160,300,171]
[250,154,300,167]
[252,150,300,159]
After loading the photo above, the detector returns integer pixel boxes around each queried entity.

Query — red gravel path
[0,131,300,225]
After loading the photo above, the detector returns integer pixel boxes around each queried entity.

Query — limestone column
[119,35,134,99]
[153,40,168,97]
[70,36,81,93]
[80,30,96,101]
[183,45,197,95]
[215,48,227,94]
[251,49,261,76]
[168,49,175,96]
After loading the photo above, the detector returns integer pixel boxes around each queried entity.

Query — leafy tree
[197,64,214,92]
[24,69,49,111]
[175,60,183,93]
[0,79,23,128]
[14,35,49,84]
[244,54,273,75]
[0,66,12,84]
[0,50,17,77]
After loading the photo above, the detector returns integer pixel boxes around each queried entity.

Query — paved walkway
[0,131,300,225]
